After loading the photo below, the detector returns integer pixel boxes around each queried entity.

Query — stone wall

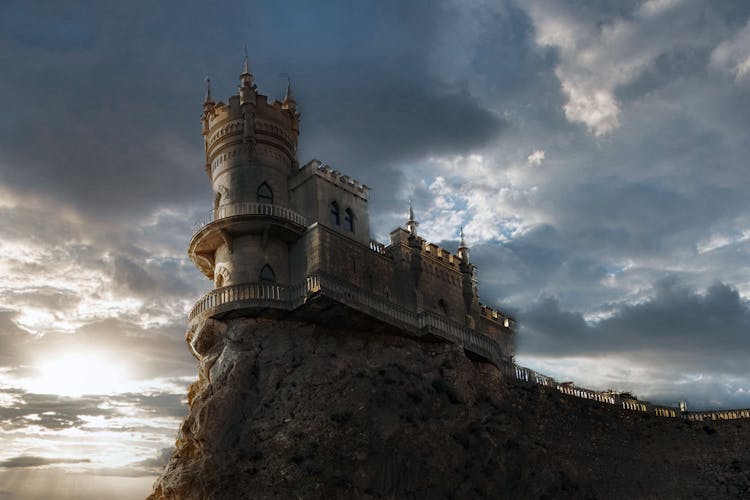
[149,317,750,499]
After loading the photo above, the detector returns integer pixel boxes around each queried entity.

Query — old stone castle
[186,58,750,424]
[187,56,514,367]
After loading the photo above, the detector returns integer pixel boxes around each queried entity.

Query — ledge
[187,274,511,367]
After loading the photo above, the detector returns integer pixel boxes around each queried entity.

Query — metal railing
[187,273,506,366]
[369,240,387,255]
[503,359,750,421]
[192,202,309,235]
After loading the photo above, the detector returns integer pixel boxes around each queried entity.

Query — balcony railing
[192,202,309,235]
[187,273,508,366]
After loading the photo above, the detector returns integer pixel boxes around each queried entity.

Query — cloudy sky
[2,0,750,497]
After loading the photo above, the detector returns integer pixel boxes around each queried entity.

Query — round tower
[189,56,305,289]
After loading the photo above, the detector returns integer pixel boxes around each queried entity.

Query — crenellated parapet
[296,159,369,199]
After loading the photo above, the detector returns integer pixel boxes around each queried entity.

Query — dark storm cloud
[0,0,509,221]
[519,278,750,369]
[0,456,91,469]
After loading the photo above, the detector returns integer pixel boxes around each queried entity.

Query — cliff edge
[149,318,750,499]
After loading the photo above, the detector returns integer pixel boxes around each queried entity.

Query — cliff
[149,318,750,499]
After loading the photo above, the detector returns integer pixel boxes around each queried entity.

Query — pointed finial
[204,77,214,104]
[240,47,255,90]
[406,200,419,236]
[284,76,295,102]
[242,46,250,75]
[457,225,470,262]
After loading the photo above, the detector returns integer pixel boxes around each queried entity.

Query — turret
[406,201,419,236]
[239,50,257,148]
[189,57,308,290]
[457,227,469,262]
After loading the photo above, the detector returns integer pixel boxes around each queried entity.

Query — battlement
[421,241,464,268]
[296,159,369,200]
[480,304,515,329]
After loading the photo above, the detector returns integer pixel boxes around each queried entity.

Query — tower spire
[457,226,470,262]
[204,77,214,105]
[406,200,419,236]
[242,45,250,75]
[283,76,297,111]
[240,47,254,88]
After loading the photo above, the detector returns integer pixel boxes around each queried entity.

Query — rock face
[149,318,750,499]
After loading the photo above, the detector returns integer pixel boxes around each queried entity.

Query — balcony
[191,202,309,237]
[187,273,509,368]
[189,203,310,278]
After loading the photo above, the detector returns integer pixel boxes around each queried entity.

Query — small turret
[238,49,257,147]
[282,77,296,112]
[457,227,470,262]
[204,77,214,106]
[201,78,215,142]
[406,201,419,236]
[239,47,255,92]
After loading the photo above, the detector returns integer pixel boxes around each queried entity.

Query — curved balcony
[189,202,310,278]
[191,202,309,237]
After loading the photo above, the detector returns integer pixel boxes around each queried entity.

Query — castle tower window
[344,208,355,232]
[259,264,276,283]
[213,192,221,212]
[257,182,273,204]
[438,299,449,316]
[329,201,340,225]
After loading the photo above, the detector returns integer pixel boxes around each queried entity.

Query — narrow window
[438,299,449,316]
[329,201,340,225]
[259,264,276,283]
[344,208,355,232]
[257,182,273,204]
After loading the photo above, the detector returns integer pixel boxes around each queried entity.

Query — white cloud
[527,149,546,166]
[711,19,750,80]
[638,0,682,17]
[519,0,723,135]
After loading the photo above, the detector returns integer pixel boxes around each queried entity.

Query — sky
[1,0,750,497]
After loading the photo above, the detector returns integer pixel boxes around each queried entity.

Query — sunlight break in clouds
[24,351,132,398]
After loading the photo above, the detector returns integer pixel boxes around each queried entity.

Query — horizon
[2,0,750,497]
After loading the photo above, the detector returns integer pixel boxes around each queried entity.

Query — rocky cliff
[149,318,750,499]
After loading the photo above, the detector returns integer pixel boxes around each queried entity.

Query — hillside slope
[149,318,750,499]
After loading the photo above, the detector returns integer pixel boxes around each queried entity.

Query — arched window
[329,201,340,225]
[344,208,354,232]
[438,299,449,316]
[257,182,273,204]
[259,264,276,283]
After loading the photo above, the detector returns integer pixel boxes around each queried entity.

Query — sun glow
[26,352,132,397]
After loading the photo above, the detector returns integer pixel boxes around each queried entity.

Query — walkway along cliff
[149,59,750,499]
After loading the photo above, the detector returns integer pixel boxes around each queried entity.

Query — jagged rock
[149,318,750,499]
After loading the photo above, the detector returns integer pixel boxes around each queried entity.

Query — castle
[185,58,750,423]
[187,56,515,367]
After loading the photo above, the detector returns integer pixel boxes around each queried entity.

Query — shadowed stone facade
[188,58,514,364]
